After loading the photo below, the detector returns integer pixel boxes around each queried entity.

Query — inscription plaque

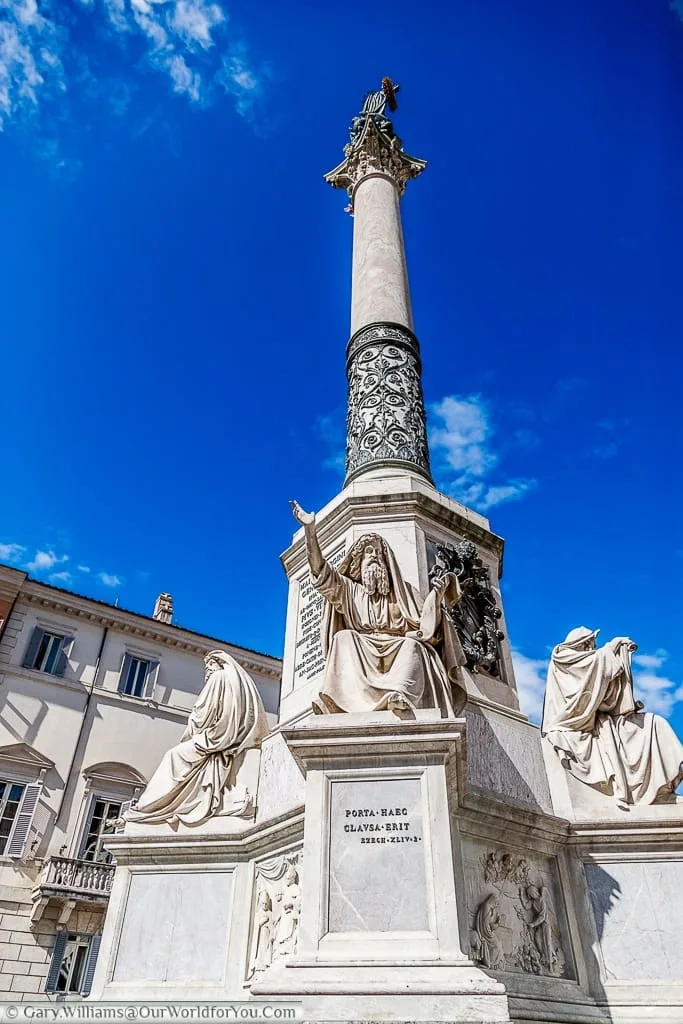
[328,777,429,933]
[293,542,345,685]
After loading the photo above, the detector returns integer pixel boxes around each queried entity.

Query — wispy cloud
[0,542,26,563]
[511,649,549,725]
[0,0,268,139]
[26,549,68,573]
[49,570,72,585]
[316,413,346,473]
[98,572,123,587]
[429,394,537,512]
[0,536,126,592]
[632,650,683,718]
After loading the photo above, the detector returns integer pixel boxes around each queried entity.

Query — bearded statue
[291,501,466,716]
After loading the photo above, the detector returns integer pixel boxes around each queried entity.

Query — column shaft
[351,175,413,336]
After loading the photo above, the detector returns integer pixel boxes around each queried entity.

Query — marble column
[325,93,433,486]
[350,173,413,335]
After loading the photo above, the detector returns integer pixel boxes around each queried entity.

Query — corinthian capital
[324,114,427,198]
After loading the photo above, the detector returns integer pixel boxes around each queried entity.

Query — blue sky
[1,0,682,734]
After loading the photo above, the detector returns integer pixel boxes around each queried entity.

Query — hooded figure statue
[542,626,683,806]
[290,503,465,716]
[126,649,269,828]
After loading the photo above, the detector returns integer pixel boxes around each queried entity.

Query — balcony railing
[36,856,115,900]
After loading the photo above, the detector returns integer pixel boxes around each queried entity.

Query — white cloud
[511,649,549,725]
[98,572,123,587]
[49,570,72,584]
[26,549,68,573]
[171,0,224,50]
[632,650,683,718]
[429,394,537,512]
[633,651,668,671]
[0,0,266,133]
[166,53,201,102]
[316,413,346,474]
[0,542,26,563]
[77,564,91,573]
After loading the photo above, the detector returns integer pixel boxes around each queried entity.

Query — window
[118,653,157,698]
[0,781,24,854]
[80,798,121,863]
[34,632,64,673]
[45,933,101,996]
[23,627,73,677]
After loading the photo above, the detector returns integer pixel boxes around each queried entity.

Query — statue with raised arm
[290,501,466,716]
[126,650,269,828]
[542,626,683,806]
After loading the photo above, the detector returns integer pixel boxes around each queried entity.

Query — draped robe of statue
[311,536,465,716]
[126,651,269,827]
[542,629,683,805]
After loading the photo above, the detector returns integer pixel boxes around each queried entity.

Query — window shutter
[54,636,74,678]
[7,782,42,859]
[80,934,102,995]
[22,627,44,669]
[118,653,132,693]
[143,660,159,700]
[45,932,69,993]
[115,800,133,833]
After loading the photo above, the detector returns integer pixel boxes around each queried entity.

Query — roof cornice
[20,579,281,681]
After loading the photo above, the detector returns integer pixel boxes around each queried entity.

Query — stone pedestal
[252,711,510,1023]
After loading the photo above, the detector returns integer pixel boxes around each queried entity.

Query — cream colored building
[0,563,280,1000]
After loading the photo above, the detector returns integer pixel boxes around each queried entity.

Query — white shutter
[7,782,42,859]
[142,660,159,700]
[115,800,133,834]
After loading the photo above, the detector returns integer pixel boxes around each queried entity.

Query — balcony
[31,856,115,923]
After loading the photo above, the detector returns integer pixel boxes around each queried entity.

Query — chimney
[153,593,173,624]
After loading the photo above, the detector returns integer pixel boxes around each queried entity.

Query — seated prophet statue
[126,649,269,828]
[290,501,466,716]
[542,626,683,807]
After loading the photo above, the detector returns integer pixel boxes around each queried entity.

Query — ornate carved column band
[326,79,434,486]
[345,321,432,485]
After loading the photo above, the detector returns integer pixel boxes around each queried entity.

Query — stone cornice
[281,488,505,579]
[105,808,304,865]
[19,580,281,681]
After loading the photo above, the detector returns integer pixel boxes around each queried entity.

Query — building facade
[0,564,280,1000]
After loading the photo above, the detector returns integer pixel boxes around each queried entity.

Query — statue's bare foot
[387,692,412,713]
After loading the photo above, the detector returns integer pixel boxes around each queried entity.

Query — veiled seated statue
[290,501,465,716]
[126,649,269,828]
[542,626,683,807]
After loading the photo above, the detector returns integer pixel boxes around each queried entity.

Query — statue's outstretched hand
[290,500,315,527]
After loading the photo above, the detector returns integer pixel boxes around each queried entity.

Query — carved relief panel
[247,852,302,981]
[463,841,575,980]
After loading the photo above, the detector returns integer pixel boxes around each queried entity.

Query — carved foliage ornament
[324,108,426,198]
[248,853,302,980]
[470,849,568,978]
[428,540,504,675]
[345,324,431,481]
